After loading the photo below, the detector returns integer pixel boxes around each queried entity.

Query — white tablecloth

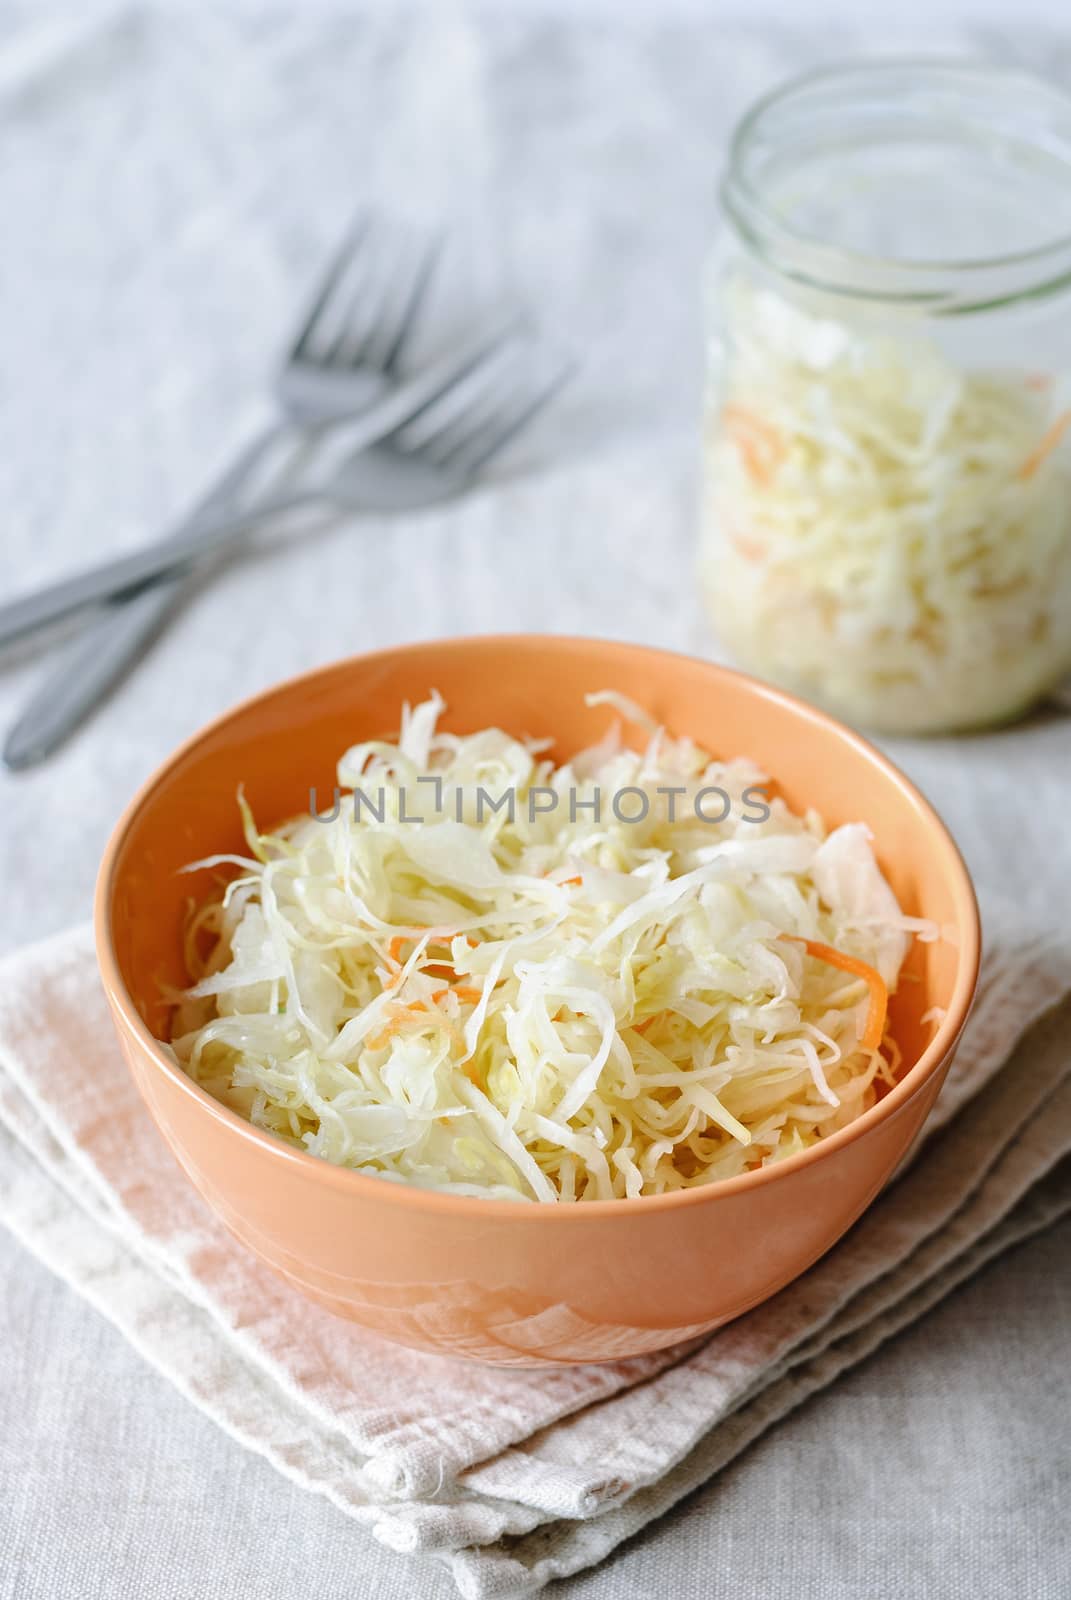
[2,9,1069,1598]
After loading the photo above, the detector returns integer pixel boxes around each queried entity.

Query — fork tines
[291,211,440,375]
[388,338,575,475]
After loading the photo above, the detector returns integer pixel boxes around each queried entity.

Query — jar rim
[722,58,1071,311]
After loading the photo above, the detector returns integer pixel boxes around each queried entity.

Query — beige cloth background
[2,7,1071,1599]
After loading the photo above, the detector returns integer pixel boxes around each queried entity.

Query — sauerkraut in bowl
[169,692,936,1204]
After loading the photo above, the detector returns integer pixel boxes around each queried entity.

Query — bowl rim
[95,633,981,1221]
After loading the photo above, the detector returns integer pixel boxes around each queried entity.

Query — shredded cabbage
[702,279,1071,733]
[169,694,928,1203]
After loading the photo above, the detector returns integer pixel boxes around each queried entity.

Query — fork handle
[1,422,273,767]
[0,422,296,653]
[3,579,194,769]
[0,493,275,653]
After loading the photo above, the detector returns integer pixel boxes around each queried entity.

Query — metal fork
[70,332,569,541]
[0,212,502,766]
[0,211,441,662]
[3,212,442,652]
[3,337,571,767]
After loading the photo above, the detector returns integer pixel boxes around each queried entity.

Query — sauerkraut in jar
[701,62,1071,733]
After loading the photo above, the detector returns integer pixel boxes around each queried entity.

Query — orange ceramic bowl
[96,635,980,1366]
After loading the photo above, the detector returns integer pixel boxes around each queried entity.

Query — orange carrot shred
[560,875,583,886]
[1018,410,1071,480]
[387,936,407,966]
[779,935,889,1054]
[738,436,771,484]
[452,985,484,1005]
[732,533,768,563]
[368,987,478,1051]
[367,1010,414,1050]
[723,405,786,486]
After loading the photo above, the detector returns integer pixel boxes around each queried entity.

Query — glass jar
[700,61,1071,734]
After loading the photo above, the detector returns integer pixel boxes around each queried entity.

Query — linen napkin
[1,890,1069,1599]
